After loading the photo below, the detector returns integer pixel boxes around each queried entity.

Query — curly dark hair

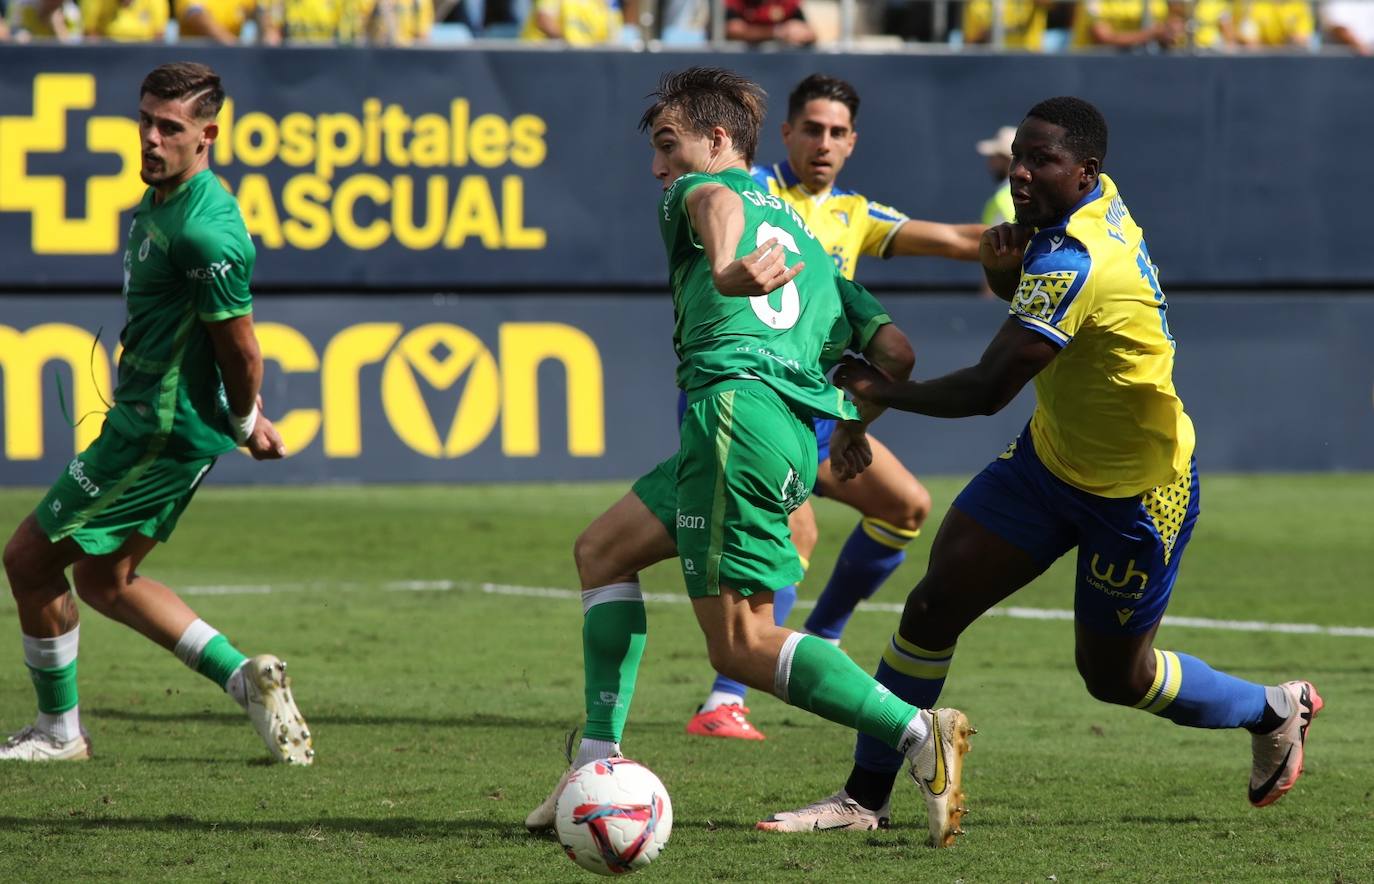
[786,74,860,125]
[638,67,767,164]
[1025,96,1108,165]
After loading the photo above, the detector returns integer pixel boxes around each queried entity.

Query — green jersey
[105,169,255,457]
[659,167,859,422]
[824,276,891,373]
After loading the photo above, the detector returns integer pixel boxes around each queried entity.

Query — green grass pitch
[0,476,1371,881]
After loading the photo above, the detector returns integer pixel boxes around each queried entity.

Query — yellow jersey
[750,161,909,282]
[359,0,431,43]
[81,0,168,38]
[1071,0,1169,46]
[275,0,364,41]
[520,0,621,44]
[8,0,76,35]
[962,0,1049,49]
[1008,174,1195,497]
[1234,0,1313,45]
[176,0,258,35]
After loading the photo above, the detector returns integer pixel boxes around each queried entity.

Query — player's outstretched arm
[888,219,986,262]
[833,318,1057,418]
[687,183,803,297]
[205,316,286,460]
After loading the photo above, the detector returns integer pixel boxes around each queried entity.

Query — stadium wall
[1,45,1372,291]
[1,294,1370,484]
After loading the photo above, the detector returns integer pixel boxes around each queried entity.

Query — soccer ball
[555,757,673,875]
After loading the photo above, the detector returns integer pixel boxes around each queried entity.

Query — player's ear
[711,125,730,155]
[200,122,219,151]
[1080,156,1100,187]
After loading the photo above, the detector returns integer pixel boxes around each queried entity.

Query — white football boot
[0,725,92,761]
[229,655,314,765]
[907,707,974,848]
[1249,680,1323,808]
[525,727,581,832]
[756,789,890,832]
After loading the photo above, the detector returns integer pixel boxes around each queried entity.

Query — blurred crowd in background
[1,0,1369,55]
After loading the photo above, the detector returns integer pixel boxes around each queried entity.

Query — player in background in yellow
[962,0,1050,49]
[80,0,168,40]
[520,0,621,43]
[176,0,280,43]
[685,74,985,741]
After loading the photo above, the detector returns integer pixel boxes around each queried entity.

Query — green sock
[778,634,919,749]
[28,661,79,714]
[582,584,648,743]
[196,635,249,689]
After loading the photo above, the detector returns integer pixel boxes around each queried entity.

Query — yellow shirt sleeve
[858,200,908,258]
[1009,234,1094,346]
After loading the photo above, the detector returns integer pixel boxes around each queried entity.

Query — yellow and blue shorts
[953,424,1200,636]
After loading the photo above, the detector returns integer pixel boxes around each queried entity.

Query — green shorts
[632,380,815,598]
[34,424,217,556]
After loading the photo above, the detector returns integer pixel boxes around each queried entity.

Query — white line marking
[179,578,1374,639]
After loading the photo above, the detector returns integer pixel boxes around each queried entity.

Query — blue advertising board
[0,293,1369,486]
[1,46,1371,290]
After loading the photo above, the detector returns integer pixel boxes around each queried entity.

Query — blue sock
[804,519,915,641]
[853,634,955,775]
[1135,649,1267,728]
[705,584,799,705]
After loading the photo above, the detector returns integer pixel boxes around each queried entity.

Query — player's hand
[979,223,1034,274]
[713,238,804,296]
[827,420,872,482]
[832,356,893,405]
[245,414,286,460]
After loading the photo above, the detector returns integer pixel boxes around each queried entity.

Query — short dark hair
[787,74,860,126]
[140,63,225,121]
[1025,96,1108,165]
[638,67,767,165]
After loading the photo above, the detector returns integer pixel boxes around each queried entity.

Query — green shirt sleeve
[658,171,719,251]
[836,274,891,352]
[173,214,254,322]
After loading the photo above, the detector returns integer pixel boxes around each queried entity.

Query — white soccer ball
[555,757,673,876]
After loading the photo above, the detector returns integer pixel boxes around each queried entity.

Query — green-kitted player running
[0,63,312,765]
[528,68,973,848]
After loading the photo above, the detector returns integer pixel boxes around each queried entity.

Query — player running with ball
[527,67,973,849]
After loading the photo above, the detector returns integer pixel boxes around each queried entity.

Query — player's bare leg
[687,503,815,740]
[1074,618,1321,808]
[73,531,311,765]
[694,584,964,842]
[527,492,676,831]
[805,437,931,644]
[766,508,1037,840]
[1,517,92,760]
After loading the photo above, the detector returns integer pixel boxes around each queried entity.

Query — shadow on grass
[84,708,683,732]
[0,815,751,839]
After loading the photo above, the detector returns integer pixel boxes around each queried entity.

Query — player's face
[138,93,216,188]
[1008,117,1096,228]
[649,113,721,190]
[781,99,856,192]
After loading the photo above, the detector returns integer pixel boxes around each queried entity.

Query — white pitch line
[180,577,1374,639]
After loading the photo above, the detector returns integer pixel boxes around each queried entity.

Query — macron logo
[1048,236,1065,253]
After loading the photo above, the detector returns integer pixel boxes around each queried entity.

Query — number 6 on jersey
[750,222,801,329]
